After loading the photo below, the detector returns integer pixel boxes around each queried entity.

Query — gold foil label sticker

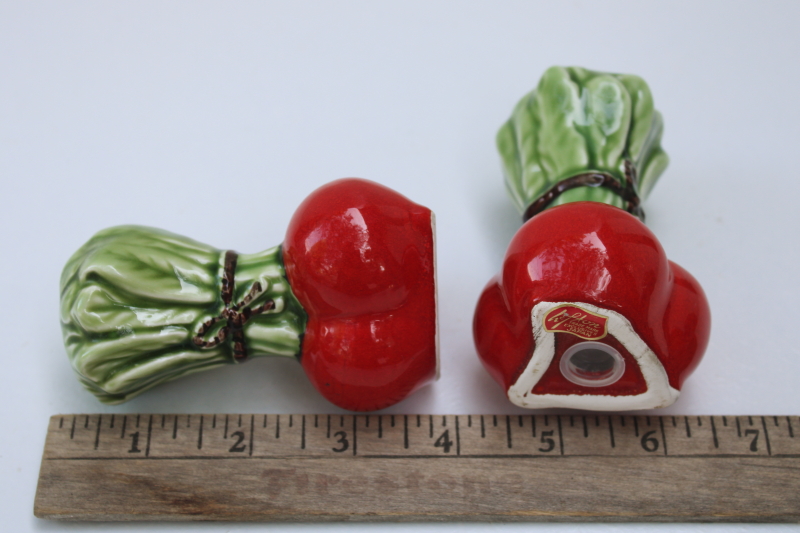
[543,304,608,340]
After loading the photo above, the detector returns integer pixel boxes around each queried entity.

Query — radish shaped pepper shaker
[474,67,710,410]
[61,178,439,411]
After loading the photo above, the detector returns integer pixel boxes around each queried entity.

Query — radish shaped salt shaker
[474,67,710,410]
[61,178,439,411]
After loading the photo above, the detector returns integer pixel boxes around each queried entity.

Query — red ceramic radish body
[474,202,709,410]
[61,178,438,411]
[284,179,439,411]
[477,66,710,410]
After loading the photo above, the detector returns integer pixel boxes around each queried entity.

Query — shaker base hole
[560,342,625,388]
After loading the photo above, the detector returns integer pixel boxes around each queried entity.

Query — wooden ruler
[35,413,800,522]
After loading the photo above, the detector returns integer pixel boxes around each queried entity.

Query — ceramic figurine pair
[60,67,710,412]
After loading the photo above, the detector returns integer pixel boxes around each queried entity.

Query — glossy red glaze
[283,178,438,411]
[473,202,710,407]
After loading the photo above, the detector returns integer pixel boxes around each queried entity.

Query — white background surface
[2,1,800,531]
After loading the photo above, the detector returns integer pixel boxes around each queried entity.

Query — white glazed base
[507,301,680,411]
[431,212,441,381]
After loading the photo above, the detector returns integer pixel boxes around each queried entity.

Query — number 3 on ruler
[332,431,349,452]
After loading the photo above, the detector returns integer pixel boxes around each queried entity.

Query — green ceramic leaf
[70,285,204,333]
[61,226,308,404]
[498,66,669,215]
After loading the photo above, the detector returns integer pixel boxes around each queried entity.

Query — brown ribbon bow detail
[192,251,274,361]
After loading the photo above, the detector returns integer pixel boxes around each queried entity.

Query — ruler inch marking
[173,416,178,439]
[506,416,512,449]
[736,417,742,438]
[659,416,668,456]
[608,416,615,449]
[455,416,461,456]
[685,416,691,438]
[120,415,126,439]
[43,451,800,461]
[352,415,357,456]
[557,416,564,455]
[249,415,254,456]
[224,415,229,439]
[145,415,153,457]
[404,415,409,449]
[788,416,795,438]
[93,415,102,450]
[761,416,772,456]
[711,416,719,448]
[197,415,203,450]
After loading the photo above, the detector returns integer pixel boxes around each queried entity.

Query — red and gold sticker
[543,304,608,340]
